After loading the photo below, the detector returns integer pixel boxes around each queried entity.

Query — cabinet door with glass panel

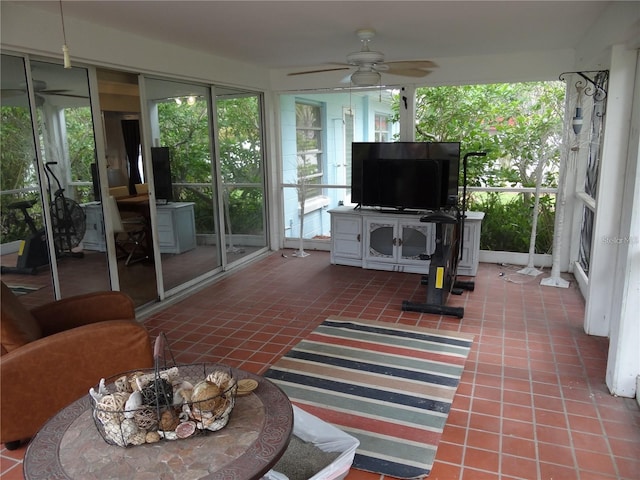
[363,217,433,272]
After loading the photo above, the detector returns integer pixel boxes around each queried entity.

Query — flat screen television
[90,163,101,201]
[351,142,460,211]
[151,147,173,203]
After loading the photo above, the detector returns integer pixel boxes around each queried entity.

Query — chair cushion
[1,282,42,354]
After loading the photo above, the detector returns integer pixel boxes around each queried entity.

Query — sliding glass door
[142,77,222,292]
[216,88,268,264]
[0,55,111,302]
[2,55,269,307]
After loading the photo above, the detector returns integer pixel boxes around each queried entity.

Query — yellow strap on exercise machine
[435,267,444,289]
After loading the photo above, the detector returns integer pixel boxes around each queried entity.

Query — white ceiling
[16,0,621,73]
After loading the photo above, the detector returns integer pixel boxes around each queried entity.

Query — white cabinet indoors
[329,206,484,276]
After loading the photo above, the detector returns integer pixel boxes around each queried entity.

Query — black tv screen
[151,147,173,202]
[362,157,441,210]
[351,142,460,210]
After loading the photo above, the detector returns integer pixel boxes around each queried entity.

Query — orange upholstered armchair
[0,282,154,449]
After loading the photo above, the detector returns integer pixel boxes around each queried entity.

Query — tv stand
[328,206,484,275]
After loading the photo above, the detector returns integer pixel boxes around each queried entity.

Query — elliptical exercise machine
[44,162,86,259]
[0,199,49,275]
[401,152,486,318]
[1,162,86,275]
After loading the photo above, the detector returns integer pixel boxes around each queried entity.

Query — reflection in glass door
[97,68,157,307]
[216,89,268,265]
[28,60,111,299]
[142,77,221,292]
[0,55,56,303]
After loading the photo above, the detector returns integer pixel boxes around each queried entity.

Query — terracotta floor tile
[466,429,500,452]
[535,408,568,428]
[567,413,604,435]
[538,462,580,480]
[463,447,500,474]
[574,449,618,476]
[505,437,536,459]
[429,461,462,479]
[434,441,464,465]
[4,256,639,480]
[460,467,501,480]
[500,454,538,479]
[535,424,571,445]
[501,418,535,440]
[615,455,640,480]
[537,442,575,467]
[502,403,533,422]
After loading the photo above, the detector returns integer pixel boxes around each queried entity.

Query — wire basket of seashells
[89,334,237,447]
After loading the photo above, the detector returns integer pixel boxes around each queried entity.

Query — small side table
[24,368,293,480]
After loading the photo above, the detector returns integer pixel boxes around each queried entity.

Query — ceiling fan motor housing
[346,50,384,66]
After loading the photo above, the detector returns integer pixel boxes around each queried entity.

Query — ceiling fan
[1,80,87,103]
[288,29,437,86]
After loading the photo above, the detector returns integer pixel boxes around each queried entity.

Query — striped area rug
[264,316,473,479]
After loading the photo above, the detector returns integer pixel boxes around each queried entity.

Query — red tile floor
[2,251,639,479]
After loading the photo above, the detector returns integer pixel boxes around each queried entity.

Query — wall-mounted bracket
[559,70,609,102]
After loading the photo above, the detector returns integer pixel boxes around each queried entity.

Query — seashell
[158,409,180,431]
[160,430,178,440]
[120,418,139,442]
[124,391,143,418]
[191,380,221,412]
[176,380,194,390]
[89,378,110,403]
[128,430,147,446]
[145,431,161,443]
[205,415,231,431]
[103,422,127,447]
[135,367,180,388]
[128,371,146,391]
[175,421,197,439]
[206,370,235,393]
[174,387,193,404]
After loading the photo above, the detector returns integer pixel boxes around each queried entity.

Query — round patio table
[24,367,293,480]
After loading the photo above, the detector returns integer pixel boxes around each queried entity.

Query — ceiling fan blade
[41,92,89,99]
[1,89,26,98]
[41,89,74,94]
[288,66,351,76]
[385,60,438,69]
[384,67,433,78]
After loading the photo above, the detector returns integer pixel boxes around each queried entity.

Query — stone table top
[24,367,293,480]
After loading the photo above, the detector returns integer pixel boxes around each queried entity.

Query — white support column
[584,47,635,337]
[605,47,640,398]
[398,85,416,142]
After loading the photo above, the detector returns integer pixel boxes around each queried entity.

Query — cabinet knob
[357,234,361,242]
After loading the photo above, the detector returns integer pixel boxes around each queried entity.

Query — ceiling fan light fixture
[351,70,381,86]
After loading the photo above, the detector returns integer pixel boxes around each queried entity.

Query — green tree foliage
[401,82,565,188]
[393,82,565,252]
[217,96,264,235]
[156,95,264,235]
[157,100,212,185]
[65,107,96,182]
[1,106,36,192]
[1,106,40,242]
